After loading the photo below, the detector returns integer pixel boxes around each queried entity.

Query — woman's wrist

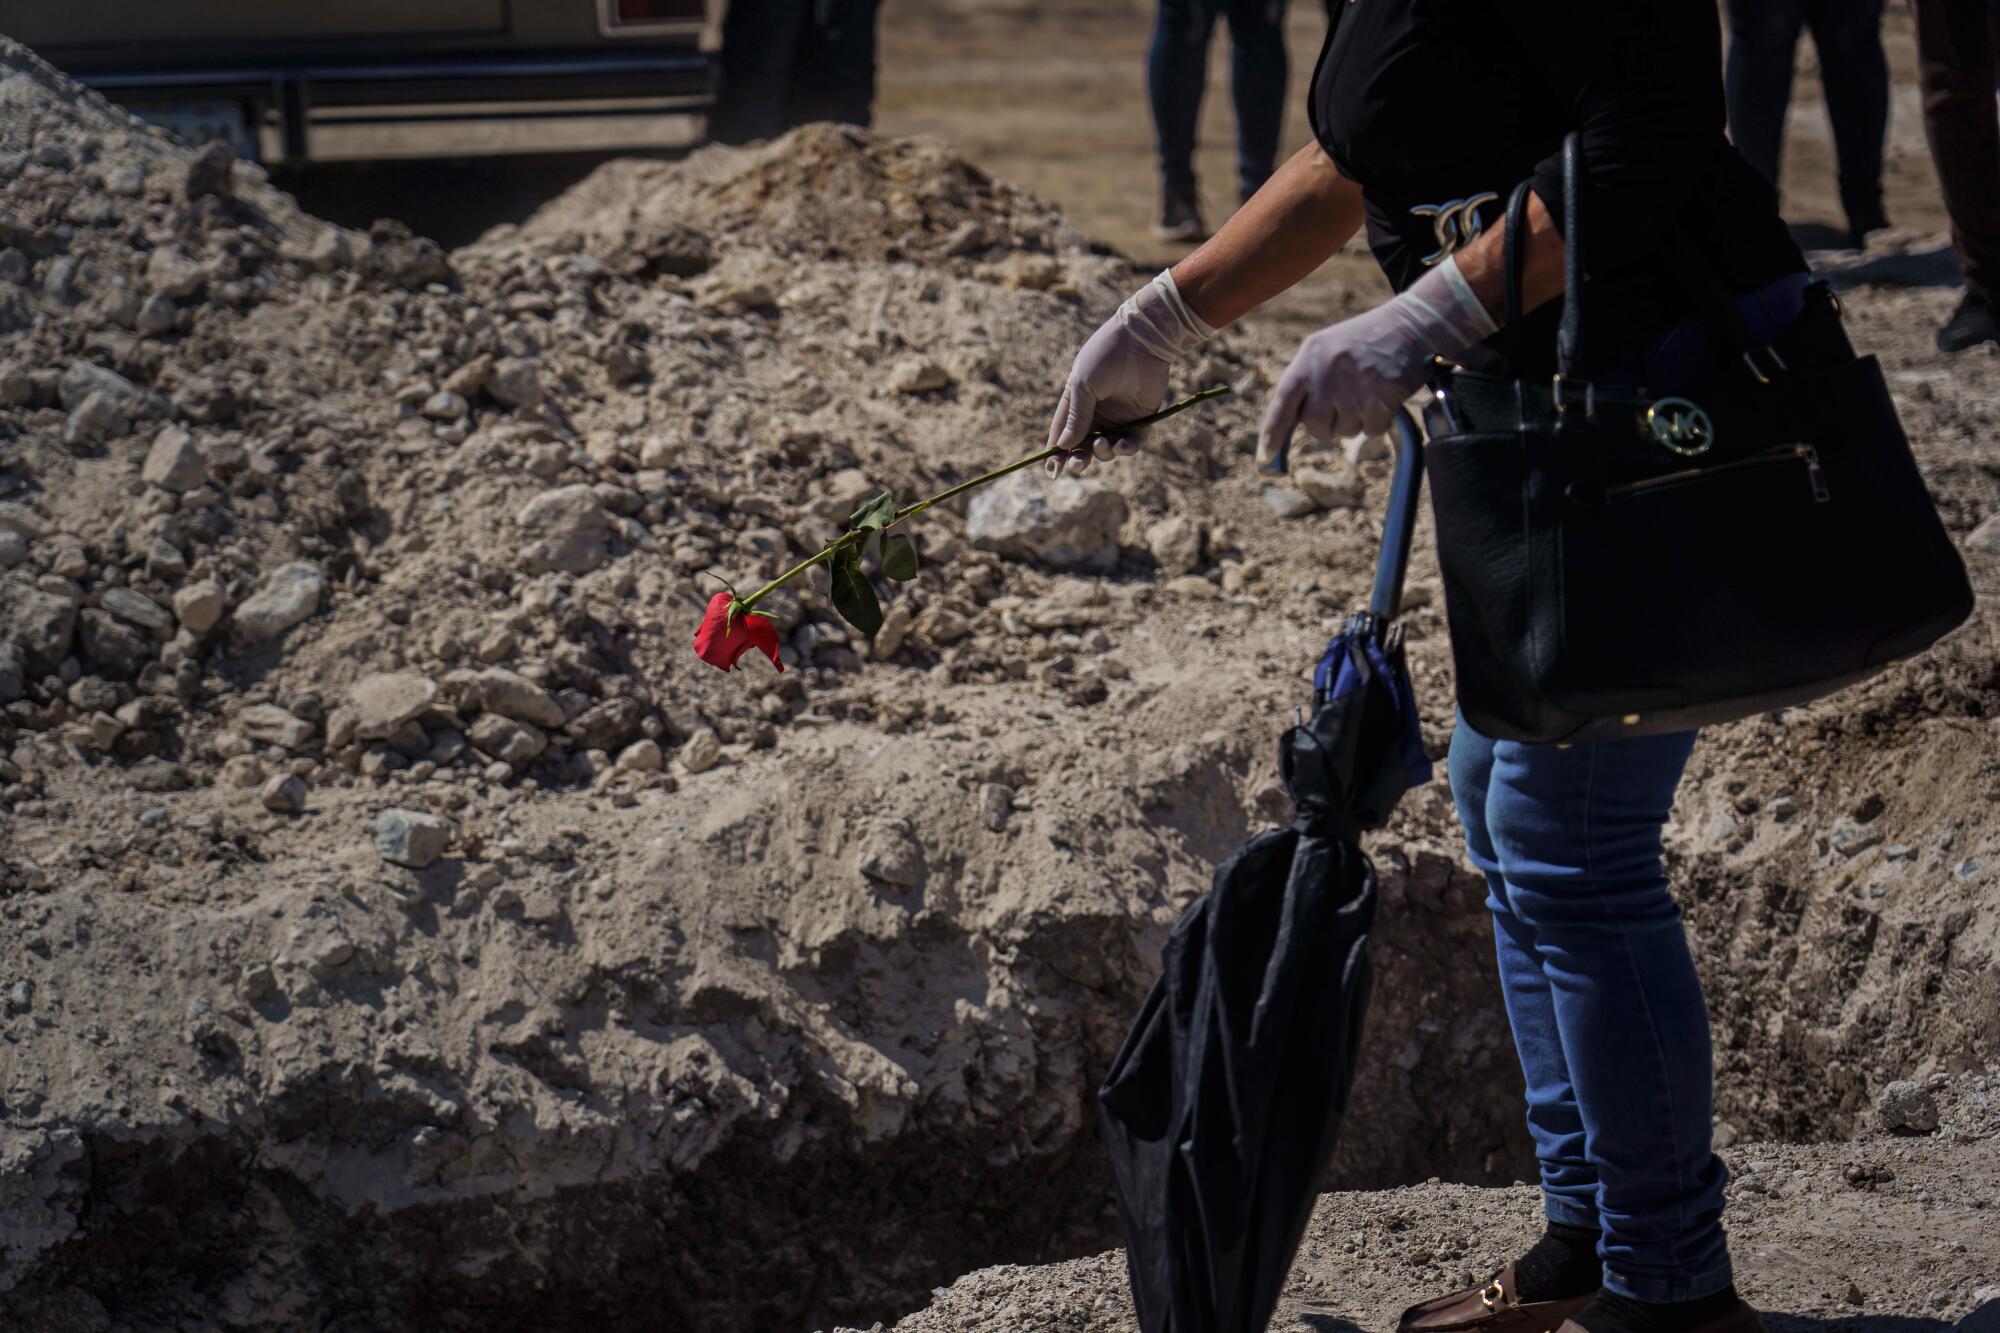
[1423,255,1500,344]
[1124,269,1214,364]
[1167,256,1232,333]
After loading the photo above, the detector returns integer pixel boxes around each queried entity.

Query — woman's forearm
[1452,188,1566,326]
[1169,142,1366,330]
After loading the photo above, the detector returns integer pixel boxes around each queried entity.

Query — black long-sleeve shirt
[1309,0,1805,375]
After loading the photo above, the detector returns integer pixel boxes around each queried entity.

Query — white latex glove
[1257,255,1497,473]
[1046,269,1214,478]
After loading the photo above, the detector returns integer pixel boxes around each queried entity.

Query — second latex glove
[1046,269,1214,477]
[1257,255,1496,473]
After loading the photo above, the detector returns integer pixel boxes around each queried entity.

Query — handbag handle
[1556,132,1584,376]
[1500,180,1533,378]
[1501,134,1588,380]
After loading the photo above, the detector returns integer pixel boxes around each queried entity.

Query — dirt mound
[1,26,1997,1333]
[498,121,1083,267]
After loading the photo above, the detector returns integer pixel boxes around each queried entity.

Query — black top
[1308,0,1805,374]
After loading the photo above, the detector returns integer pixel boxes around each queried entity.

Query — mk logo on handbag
[1411,192,1500,266]
[1645,397,1715,455]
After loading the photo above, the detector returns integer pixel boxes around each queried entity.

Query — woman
[1046,6,1808,1333]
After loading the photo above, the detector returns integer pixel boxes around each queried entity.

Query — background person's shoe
[1938,286,2000,354]
[1152,187,1206,243]
[1399,1267,1600,1333]
[1843,203,1890,250]
[1845,216,1889,250]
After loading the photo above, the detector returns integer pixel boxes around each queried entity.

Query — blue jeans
[1449,719,1731,1301]
[1723,0,1889,231]
[1147,0,1290,201]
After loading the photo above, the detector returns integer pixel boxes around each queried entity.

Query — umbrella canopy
[1100,410,1433,1333]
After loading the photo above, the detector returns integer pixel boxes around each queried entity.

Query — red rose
[693,591,784,673]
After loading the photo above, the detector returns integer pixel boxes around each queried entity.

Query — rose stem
[736,385,1230,613]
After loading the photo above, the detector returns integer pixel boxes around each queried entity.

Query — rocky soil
[0,29,1996,1333]
[867,1074,2000,1333]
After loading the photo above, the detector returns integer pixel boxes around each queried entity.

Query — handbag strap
[1556,133,1584,377]
[1500,180,1533,378]
[1501,133,1587,379]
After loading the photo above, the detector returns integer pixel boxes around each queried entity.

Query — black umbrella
[1100,408,1434,1333]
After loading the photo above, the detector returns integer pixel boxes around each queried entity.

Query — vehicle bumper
[64,48,713,161]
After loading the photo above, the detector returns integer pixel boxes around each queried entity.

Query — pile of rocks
[0,54,1297,848]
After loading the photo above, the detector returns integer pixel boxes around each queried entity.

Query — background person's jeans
[1147,0,1290,202]
[1724,0,1890,232]
[1449,720,1732,1302]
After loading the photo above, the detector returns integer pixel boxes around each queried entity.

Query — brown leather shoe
[1399,1267,1599,1333]
[1551,1301,1763,1333]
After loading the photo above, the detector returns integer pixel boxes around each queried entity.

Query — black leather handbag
[1423,134,1974,744]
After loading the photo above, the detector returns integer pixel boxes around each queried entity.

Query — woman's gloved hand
[1257,255,1496,473]
[1046,269,1214,477]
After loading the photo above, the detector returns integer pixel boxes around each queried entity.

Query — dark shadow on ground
[1296,1315,1367,1333]
[1286,1305,1997,1333]
[1792,221,1858,252]
[1810,243,1963,292]
[271,148,689,249]
[1763,1317,1948,1333]
[1764,1312,1995,1333]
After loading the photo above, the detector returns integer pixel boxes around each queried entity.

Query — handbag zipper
[1599,445,1830,504]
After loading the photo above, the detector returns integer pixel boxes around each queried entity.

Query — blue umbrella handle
[1368,408,1427,622]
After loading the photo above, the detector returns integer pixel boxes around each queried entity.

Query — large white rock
[141,426,207,493]
[172,580,227,635]
[1144,515,1205,576]
[466,668,567,729]
[237,703,316,751]
[369,808,450,869]
[468,713,548,768]
[348,672,438,741]
[1876,1079,1940,1134]
[260,772,308,813]
[487,356,545,410]
[234,563,324,643]
[966,471,1128,574]
[0,578,77,669]
[1294,465,1363,511]
[516,485,610,575]
[144,246,209,300]
[677,726,722,774]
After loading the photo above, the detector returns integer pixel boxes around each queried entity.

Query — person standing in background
[1723,0,1891,247]
[710,0,881,146]
[1146,0,1293,242]
[1911,0,2000,352]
